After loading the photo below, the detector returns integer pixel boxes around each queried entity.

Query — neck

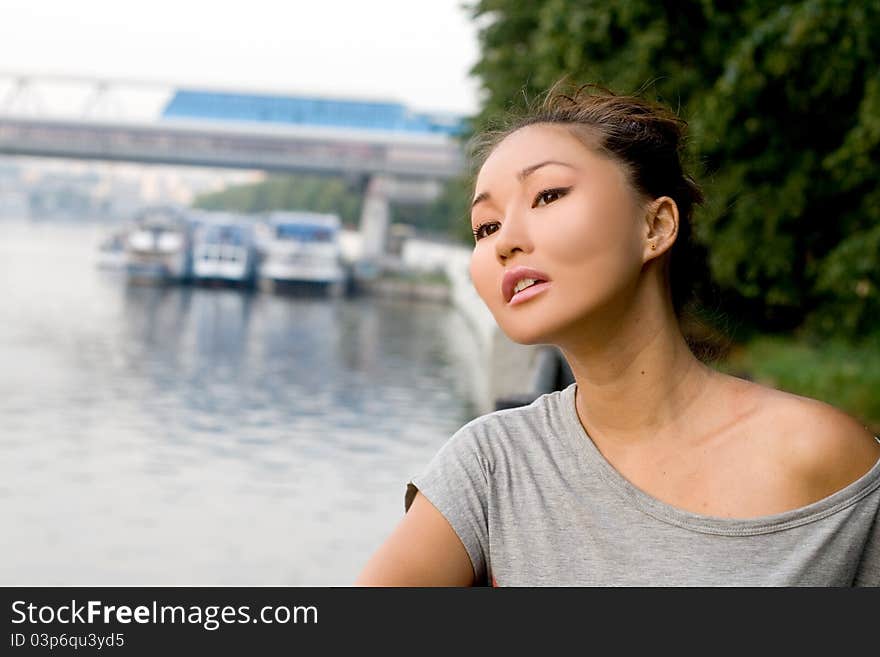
[558,275,716,450]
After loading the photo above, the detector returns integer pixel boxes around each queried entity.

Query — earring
[650,242,656,250]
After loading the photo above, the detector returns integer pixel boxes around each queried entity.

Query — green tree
[391,175,474,244]
[194,174,364,227]
[465,0,880,341]
[196,172,476,245]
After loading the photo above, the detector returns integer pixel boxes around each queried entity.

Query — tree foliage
[465,0,880,341]
[391,175,474,244]
[194,173,475,242]
[193,174,364,227]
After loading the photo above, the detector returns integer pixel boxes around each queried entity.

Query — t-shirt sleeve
[404,423,490,584]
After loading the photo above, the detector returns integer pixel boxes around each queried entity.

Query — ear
[644,196,679,260]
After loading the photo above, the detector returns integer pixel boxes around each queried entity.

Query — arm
[354,491,476,587]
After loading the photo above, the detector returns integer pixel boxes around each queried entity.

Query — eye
[472,221,500,241]
[533,186,571,207]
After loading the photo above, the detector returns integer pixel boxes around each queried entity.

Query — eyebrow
[471,160,576,208]
[518,159,576,180]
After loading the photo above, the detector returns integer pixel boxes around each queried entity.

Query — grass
[714,334,880,435]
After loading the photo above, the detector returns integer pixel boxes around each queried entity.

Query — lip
[502,266,552,304]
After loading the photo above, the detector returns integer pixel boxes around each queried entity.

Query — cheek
[469,247,498,305]
[546,203,643,286]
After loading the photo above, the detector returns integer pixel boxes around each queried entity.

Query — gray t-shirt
[405,382,880,586]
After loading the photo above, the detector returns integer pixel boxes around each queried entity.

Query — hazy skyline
[1,0,482,115]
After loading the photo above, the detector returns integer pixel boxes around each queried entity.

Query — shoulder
[753,384,880,499]
[446,388,570,462]
[462,388,565,437]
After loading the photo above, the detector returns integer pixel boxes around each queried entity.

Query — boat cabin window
[274,224,335,243]
[204,225,248,245]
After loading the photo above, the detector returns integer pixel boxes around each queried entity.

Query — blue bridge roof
[162,90,465,137]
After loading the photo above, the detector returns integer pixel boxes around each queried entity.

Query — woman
[355,86,880,586]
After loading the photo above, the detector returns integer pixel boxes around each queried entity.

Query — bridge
[0,74,568,413]
[0,74,468,262]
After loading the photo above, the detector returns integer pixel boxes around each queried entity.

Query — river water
[0,219,485,585]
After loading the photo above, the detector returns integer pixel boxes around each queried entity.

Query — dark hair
[470,83,729,363]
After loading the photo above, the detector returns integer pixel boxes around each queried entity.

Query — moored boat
[96,229,129,271]
[124,206,193,284]
[190,211,259,287]
[256,211,346,294]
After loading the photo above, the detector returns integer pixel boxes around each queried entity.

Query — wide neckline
[556,382,880,536]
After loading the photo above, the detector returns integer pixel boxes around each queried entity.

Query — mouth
[509,279,551,306]
[502,266,552,304]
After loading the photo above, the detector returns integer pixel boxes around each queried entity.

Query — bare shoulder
[746,381,880,498]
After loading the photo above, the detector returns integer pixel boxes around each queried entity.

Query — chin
[503,331,545,346]
[496,317,556,346]
[487,297,567,345]
[494,302,587,347]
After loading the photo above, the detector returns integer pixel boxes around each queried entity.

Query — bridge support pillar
[359,175,391,269]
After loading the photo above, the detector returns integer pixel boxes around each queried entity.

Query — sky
[0,0,483,116]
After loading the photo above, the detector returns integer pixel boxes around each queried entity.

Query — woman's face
[468,123,649,346]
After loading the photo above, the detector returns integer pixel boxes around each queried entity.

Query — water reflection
[0,220,483,584]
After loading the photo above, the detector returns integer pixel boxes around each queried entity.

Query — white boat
[256,211,346,294]
[190,211,259,287]
[96,229,128,270]
[124,206,193,284]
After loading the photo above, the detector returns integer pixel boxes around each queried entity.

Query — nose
[494,208,533,264]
